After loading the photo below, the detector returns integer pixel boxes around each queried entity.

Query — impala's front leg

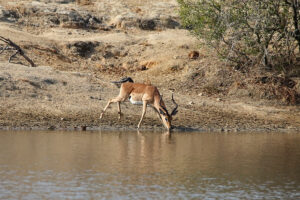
[137,101,147,129]
[153,107,163,123]
[99,100,112,119]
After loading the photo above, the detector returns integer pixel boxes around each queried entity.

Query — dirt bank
[0,0,299,132]
[0,63,299,132]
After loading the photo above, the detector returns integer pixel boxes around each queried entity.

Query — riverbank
[0,0,299,133]
[0,63,299,132]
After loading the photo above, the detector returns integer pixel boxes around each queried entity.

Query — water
[0,131,299,200]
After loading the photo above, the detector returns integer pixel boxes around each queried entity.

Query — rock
[109,15,137,29]
[67,41,99,57]
[139,65,148,71]
[233,128,240,132]
[88,16,102,27]
[0,6,19,22]
[188,101,194,105]
[161,17,180,29]
[170,65,180,71]
[134,7,142,13]
[58,9,102,29]
[61,10,85,28]
[0,6,4,20]
[56,0,75,3]
[43,79,57,85]
[103,51,114,59]
[109,15,123,28]
[121,63,131,70]
[188,51,199,59]
[139,61,157,69]
[48,16,60,25]
[48,125,56,130]
[139,18,156,30]
[111,49,121,57]
[45,95,52,101]
[89,54,99,61]
[68,10,82,22]
[180,44,190,49]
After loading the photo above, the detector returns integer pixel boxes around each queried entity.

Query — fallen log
[0,36,35,67]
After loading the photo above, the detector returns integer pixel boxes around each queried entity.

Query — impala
[100,77,178,131]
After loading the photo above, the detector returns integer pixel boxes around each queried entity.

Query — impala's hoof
[118,113,123,120]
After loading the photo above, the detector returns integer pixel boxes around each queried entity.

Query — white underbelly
[130,98,143,105]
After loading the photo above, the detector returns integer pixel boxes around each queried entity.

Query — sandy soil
[0,0,299,132]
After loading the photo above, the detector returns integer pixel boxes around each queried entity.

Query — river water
[0,131,299,199]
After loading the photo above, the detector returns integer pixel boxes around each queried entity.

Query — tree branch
[0,36,35,67]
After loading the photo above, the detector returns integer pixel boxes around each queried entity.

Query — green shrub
[178,0,300,72]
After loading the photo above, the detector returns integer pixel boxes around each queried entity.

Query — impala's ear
[159,108,166,116]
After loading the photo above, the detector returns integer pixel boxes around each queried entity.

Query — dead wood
[0,36,35,67]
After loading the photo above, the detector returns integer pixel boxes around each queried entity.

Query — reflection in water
[0,131,299,199]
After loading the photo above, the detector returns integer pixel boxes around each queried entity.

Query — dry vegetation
[0,0,299,132]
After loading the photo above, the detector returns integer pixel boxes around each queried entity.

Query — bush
[178,0,300,72]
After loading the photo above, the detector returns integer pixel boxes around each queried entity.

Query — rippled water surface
[0,131,299,199]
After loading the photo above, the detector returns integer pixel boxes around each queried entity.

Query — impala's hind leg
[100,96,126,119]
[117,101,123,120]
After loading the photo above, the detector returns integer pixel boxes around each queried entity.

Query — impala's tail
[111,77,134,88]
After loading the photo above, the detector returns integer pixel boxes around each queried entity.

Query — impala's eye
[165,118,168,122]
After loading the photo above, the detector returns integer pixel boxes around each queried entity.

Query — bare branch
[8,50,19,63]
[0,36,35,67]
[0,45,9,54]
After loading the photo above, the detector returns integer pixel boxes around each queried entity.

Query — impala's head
[159,108,172,130]
[158,94,178,131]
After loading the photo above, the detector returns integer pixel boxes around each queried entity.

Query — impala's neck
[154,97,171,130]
[154,96,169,117]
